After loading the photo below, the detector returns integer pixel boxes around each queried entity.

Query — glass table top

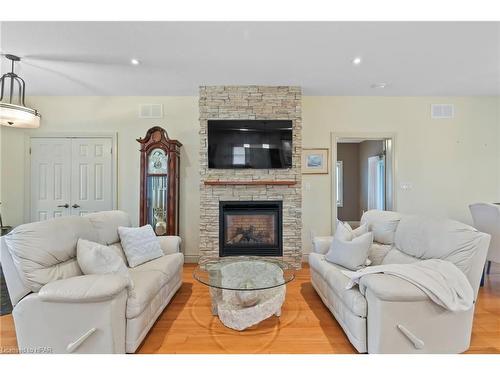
[193,256,296,291]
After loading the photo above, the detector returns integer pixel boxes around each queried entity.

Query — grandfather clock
[137,126,182,236]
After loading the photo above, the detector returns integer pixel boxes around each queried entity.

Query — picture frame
[302,148,329,174]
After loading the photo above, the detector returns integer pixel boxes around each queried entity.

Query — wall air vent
[431,104,454,119]
[139,104,163,119]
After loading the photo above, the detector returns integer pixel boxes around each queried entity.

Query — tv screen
[208,120,293,169]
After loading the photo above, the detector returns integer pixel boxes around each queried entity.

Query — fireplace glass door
[225,213,278,247]
[219,201,282,257]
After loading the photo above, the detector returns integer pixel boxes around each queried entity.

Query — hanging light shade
[0,54,41,128]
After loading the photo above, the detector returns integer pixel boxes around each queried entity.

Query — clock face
[148,148,168,174]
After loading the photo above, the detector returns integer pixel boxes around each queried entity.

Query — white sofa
[0,210,183,354]
[310,210,490,354]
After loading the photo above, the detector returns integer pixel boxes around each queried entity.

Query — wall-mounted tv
[208,120,293,169]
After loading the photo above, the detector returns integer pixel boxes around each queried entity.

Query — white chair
[469,203,500,276]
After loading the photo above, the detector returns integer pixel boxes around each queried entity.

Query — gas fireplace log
[227,226,272,244]
[227,233,244,244]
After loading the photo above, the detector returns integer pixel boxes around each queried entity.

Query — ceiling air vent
[431,104,454,119]
[139,104,163,119]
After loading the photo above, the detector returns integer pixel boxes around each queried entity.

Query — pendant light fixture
[0,54,41,128]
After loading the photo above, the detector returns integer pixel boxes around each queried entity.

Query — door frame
[330,131,397,234]
[24,132,118,223]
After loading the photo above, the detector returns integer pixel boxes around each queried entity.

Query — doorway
[29,136,116,222]
[331,134,395,229]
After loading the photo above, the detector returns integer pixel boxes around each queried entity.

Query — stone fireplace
[219,201,282,257]
[199,85,302,267]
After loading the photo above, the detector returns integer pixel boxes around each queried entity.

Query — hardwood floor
[1,263,499,354]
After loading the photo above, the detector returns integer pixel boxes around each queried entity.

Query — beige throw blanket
[341,259,474,311]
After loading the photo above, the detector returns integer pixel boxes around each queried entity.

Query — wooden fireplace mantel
[203,180,297,186]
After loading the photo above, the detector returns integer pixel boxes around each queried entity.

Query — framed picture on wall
[302,148,329,174]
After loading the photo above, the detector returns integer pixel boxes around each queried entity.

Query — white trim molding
[330,132,397,234]
[336,160,344,207]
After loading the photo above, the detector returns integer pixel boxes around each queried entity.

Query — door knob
[57,204,69,208]
[72,204,81,209]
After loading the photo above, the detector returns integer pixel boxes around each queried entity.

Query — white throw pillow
[77,238,133,288]
[326,232,374,271]
[118,225,163,268]
[333,220,368,241]
[332,221,371,266]
[334,220,352,241]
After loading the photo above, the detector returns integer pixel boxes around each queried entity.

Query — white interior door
[30,137,114,222]
[30,138,72,221]
[70,138,113,216]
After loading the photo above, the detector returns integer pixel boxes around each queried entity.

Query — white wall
[302,96,500,253]
[0,96,200,260]
[1,96,499,259]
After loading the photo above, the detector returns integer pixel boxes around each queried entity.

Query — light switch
[304,182,312,191]
[400,182,413,191]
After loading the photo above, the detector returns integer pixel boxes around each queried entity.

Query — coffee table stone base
[210,286,286,331]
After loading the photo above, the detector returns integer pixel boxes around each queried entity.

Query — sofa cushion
[382,248,419,265]
[126,253,183,318]
[394,215,484,275]
[361,210,401,245]
[118,225,163,268]
[85,210,132,245]
[309,253,367,317]
[4,216,97,292]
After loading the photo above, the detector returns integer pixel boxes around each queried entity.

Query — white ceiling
[1,21,499,96]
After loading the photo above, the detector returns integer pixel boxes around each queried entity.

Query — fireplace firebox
[219,201,283,257]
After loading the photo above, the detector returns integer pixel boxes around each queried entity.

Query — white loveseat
[0,210,183,354]
[310,210,490,354]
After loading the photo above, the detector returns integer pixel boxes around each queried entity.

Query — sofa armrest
[359,274,429,302]
[38,274,129,303]
[312,236,333,255]
[1,236,31,306]
[158,235,182,255]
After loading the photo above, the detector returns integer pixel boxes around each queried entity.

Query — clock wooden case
[137,126,182,236]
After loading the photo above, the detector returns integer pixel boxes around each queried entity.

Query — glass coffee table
[193,256,295,331]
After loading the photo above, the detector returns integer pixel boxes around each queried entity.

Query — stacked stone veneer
[199,86,302,267]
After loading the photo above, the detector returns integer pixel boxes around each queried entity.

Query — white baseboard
[184,254,200,264]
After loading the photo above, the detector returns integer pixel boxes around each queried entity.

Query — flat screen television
[208,120,293,169]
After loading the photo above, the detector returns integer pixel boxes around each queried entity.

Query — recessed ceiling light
[371,83,388,89]
[352,57,362,66]
[131,59,140,66]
